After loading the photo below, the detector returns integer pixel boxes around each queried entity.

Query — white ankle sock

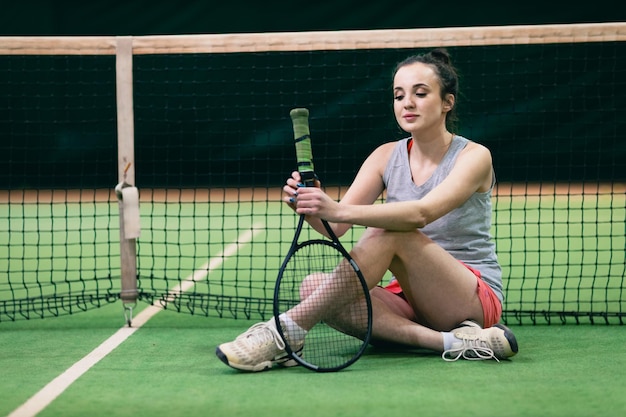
[278,313,307,342]
[441,331,459,350]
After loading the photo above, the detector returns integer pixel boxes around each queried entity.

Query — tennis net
[1,23,624,324]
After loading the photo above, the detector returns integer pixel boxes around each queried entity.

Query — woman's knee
[300,273,328,300]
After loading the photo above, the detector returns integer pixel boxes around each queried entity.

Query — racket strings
[276,241,370,370]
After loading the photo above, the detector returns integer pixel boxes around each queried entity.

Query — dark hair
[393,48,459,131]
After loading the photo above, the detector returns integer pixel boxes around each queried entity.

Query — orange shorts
[383,263,502,328]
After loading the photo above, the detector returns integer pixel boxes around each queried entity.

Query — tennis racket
[273,108,372,372]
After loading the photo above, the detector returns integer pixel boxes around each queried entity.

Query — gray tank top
[382,135,503,302]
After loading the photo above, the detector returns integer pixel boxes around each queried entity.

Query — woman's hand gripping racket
[273,108,372,372]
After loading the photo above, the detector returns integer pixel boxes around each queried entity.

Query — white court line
[8,224,264,417]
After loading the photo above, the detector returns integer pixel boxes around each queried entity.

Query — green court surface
[1,302,624,417]
[1,194,624,416]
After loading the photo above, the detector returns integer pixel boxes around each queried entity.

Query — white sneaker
[216,319,303,372]
[443,321,519,362]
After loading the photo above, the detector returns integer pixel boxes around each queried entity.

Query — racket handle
[290,108,316,186]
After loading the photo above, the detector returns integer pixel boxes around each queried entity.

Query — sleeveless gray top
[382,135,503,302]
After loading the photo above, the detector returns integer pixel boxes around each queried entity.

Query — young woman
[216,48,518,372]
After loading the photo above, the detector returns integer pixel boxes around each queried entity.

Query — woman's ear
[443,94,455,112]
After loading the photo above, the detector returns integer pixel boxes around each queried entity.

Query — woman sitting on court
[216,48,518,372]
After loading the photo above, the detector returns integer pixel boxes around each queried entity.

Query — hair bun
[429,48,451,65]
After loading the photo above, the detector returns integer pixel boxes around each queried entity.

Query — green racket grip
[290,108,316,186]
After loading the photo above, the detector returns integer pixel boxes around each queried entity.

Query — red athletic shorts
[383,263,502,328]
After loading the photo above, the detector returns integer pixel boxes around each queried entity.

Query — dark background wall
[1,1,623,36]
[1,2,624,188]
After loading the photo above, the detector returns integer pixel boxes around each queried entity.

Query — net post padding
[115,36,139,313]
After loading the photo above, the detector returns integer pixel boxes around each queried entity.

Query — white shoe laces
[442,336,499,362]
[239,322,286,350]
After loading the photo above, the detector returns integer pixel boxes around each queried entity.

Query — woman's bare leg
[293,227,485,352]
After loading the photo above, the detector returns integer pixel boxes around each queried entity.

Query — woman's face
[393,62,452,135]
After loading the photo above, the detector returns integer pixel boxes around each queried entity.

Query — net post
[115,36,138,323]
